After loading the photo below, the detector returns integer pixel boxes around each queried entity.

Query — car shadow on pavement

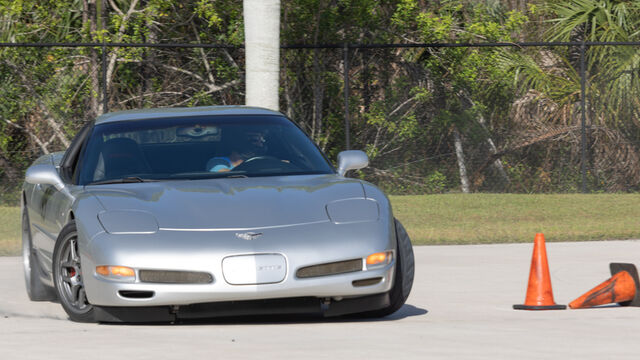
[100,303,428,326]
[380,304,428,320]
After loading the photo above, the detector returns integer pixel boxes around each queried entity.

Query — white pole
[243,0,280,111]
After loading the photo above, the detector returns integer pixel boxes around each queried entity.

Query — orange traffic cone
[513,233,566,310]
[569,263,640,309]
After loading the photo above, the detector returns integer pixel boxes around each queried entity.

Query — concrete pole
[243,0,280,111]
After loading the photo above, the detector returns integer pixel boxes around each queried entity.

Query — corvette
[21,106,414,322]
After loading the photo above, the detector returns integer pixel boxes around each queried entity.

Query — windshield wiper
[167,172,249,180]
[87,176,159,185]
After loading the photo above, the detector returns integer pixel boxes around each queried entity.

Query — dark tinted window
[78,115,333,185]
[60,122,93,183]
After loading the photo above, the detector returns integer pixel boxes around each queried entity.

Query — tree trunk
[5,60,71,147]
[281,7,293,119]
[282,53,294,119]
[0,154,20,184]
[309,3,324,140]
[312,48,324,140]
[477,112,510,185]
[84,0,100,117]
[243,0,280,111]
[453,127,470,193]
[145,25,158,106]
[104,0,140,111]
[459,91,509,187]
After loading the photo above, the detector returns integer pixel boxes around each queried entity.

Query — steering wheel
[233,156,287,172]
[245,155,279,163]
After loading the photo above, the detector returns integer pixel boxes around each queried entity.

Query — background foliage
[1,0,640,204]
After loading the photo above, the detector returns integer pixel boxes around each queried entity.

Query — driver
[206,150,245,172]
[206,130,269,173]
[245,130,267,155]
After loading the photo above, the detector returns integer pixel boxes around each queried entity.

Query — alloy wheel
[56,234,91,313]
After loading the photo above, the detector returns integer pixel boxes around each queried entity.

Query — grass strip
[1,194,639,255]
[0,206,20,256]
[391,194,640,245]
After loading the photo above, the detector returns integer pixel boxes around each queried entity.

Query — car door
[36,123,93,275]
[33,153,67,274]
[41,152,74,243]
[28,173,56,256]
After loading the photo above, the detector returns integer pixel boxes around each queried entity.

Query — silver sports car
[22,106,414,322]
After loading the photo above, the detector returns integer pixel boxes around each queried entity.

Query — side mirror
[337,150,369,177]
[25,163,66,191]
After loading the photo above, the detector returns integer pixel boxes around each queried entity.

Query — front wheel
[53,221,96,323]
[360,218,415,317]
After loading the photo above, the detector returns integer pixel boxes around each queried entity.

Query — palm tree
[498,0,640,191]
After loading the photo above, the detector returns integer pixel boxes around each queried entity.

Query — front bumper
[81,221,396,308]
[93,292,391,322]
[85,261,394,307]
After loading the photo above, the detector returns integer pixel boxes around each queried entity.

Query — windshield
[78,115,334,185]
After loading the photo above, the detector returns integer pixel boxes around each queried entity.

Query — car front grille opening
[296,259,362,279]
[118,290,155,299]
[139,270,213,284]
[352,277,383,287]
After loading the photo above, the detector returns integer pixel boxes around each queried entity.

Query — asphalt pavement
[2,241,640,359]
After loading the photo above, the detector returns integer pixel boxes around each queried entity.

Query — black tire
[359,218,415,317]
[53,221,97,323]
[22,200,56,301]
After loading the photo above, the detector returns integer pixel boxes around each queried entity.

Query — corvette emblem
[235,232,263,241]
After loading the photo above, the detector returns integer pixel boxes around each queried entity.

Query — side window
[60,122,93,184]
[69,142,87,184]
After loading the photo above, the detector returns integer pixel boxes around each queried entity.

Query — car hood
[86,174,365,230]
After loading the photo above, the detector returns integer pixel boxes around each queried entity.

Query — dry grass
[1,194,639,255]
[0,206,20,256]
[391,194,640,245]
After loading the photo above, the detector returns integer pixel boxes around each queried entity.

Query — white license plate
[222,254,287,285]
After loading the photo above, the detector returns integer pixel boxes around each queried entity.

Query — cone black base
[609,263,640,307]
[513,304,567,310]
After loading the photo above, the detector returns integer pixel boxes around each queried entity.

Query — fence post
[101,44,108,113]
[580,42,587,193]
[343,43,350,150]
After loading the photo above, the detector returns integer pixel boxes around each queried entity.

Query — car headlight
[96,265,136,282]
[325,198,379,224]
[97,210,158,234]
[365,251,393,270]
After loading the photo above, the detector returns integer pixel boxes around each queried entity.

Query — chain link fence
[1,41,639,203]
